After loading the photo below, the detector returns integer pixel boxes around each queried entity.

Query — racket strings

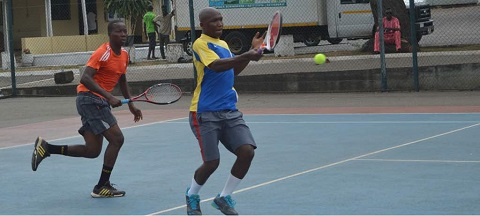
[146,84,182,104]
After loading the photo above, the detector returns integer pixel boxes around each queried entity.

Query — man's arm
[80,66,121,107]
[143,23,147,39]
[209,32,265,75]
[208,49,262,74]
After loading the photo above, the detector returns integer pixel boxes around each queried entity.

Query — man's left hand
[251,32,266,50]
[128,104,143,122]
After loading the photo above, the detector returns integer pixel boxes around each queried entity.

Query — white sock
[187,178,203,196]
[220,174,242,197]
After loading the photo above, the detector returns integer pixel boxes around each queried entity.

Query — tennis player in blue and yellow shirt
[185,7,265,216]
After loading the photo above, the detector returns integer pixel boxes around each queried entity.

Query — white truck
[173,0,434,55]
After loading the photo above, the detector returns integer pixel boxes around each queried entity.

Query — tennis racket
[121,83,182,105]
[258,11,283,54]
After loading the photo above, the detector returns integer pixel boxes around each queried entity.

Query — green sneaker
[212,194,238,215]
[186,188,202,215]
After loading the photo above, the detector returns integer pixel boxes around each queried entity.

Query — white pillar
[2,0,9,51]
[80,0,88,35]
[45,0,53,36]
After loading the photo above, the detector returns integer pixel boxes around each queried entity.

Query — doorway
[78,0,97,35]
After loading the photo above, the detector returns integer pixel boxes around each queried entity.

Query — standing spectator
[87,11,97,34]
[154,6,175,59]
[374,8,402,53]
[143,5,158,60]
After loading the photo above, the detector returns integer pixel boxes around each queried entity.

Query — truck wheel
[224,31,249,55]
[184,41,193,56]
[327,38,343,44]
[303,34,320,46]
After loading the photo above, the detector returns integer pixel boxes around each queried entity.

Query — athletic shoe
[212,194,238,215]
[91,181,125,198]
[31,137,50,171]
[186,188,202,215]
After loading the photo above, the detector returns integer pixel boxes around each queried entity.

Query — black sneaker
[185,188,202,215]
[212,194,238,215]
[31,137,50,171]
[91,181,125,198]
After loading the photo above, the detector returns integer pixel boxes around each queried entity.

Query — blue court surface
[1,113,480,215]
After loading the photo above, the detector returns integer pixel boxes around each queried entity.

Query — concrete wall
[4,62,480,96]
[12,0,111,50]
[22,34,108,54]
[427,0,478,6]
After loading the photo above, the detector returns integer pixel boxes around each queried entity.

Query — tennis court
[1,93,480,215]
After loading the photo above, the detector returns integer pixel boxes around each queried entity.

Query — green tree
[103,0,151,34]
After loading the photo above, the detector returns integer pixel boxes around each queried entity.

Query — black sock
[97,165,113,187]
[47,144,68,155]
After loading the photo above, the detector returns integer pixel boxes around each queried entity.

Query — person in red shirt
[31,20,143,198]
[374,8,402,53]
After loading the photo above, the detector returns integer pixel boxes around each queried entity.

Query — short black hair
[148,5,154,11]
[108,20,124,35]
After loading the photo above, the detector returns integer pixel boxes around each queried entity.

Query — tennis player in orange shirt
[31,20,143,198]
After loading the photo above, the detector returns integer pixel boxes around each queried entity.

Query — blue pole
[409,0,419,91]
[378,0,387,92]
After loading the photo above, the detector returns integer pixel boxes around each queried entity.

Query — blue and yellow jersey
[190,34,238,113]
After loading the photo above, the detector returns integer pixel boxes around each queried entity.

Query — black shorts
[76,92,117,135]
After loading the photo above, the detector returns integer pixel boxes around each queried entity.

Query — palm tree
[104,0,151,63]
[104,0,151,34]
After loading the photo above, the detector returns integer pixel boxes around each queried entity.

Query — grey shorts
[76,92,117,135]
[189,110,256,162]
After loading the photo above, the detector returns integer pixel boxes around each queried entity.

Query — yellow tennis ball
[314,53,326,65]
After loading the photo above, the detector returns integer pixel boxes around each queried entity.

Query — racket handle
[121,99,131,104]
[257,43,266,54]
[257,48,264,54]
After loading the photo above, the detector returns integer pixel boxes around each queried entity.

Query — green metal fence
[1,1,479,98]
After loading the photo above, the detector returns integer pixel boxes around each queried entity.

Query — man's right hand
[244,49,263,62]
[107,97,122,108]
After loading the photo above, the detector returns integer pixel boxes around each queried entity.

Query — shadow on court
[1,112,480,214]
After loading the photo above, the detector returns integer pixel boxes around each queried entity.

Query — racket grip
[121,99,131,104]
[257,48,264,54]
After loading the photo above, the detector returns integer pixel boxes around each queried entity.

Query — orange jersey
[77,43,129,96]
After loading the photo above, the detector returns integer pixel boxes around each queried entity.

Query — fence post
[378,0,387,92]
[409,0,419,91]
[189,0,197,89]
[7,0,16,96]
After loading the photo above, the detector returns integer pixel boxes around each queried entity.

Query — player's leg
[90,124,125,198]
[186,112,222,215]
[213,111,257,215]
[59,131,103,158]
[31,93,106,171]
[31,133,104,171]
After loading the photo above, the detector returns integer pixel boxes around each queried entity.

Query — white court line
[164,121,479,124]
[355,158,480,163]
[0,117,187,150]
[147,122,480,215]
